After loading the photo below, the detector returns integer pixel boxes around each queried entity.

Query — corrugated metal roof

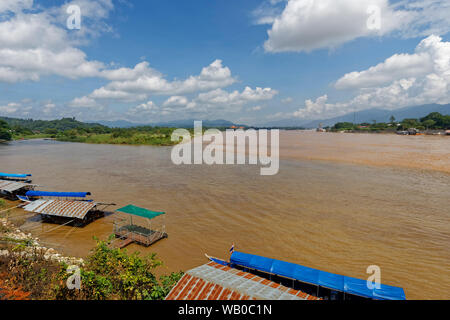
[0,180,34,193]
[23,200,97,220]
[166,261,321,300]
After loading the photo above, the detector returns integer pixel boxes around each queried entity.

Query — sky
[0,0,449,125]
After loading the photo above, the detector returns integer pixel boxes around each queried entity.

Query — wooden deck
[115,238,134,249]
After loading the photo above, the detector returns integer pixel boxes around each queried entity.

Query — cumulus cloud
[128,101,159,115]
[126,86,278,120]
[163,96,189,108]
[74,59,237,104]
[291,35,450,119]
[0,102,21,114]
[262,0,450,53]
[104,59,235,96]
[0,2,112,83]
[0,0,33,13]
[193,87,278,110]
[335,34,449,89]
[68,96,102,108]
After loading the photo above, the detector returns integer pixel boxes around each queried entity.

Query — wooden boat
[20,190,92,202]
[0,173,32,183]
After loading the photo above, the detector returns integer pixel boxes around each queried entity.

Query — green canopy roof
[116,205,165,220]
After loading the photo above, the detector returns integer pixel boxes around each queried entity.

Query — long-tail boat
[206,251,406,301]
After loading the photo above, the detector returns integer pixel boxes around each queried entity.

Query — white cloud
[43,103,56,114]
[75,59,237,104]
[291,35,450,119]
[262,0,450,53]
[281,97,293,104]
[68,96,102,108]
[128,101,159,115]
[335,35,448,89]
[194,87,278,109]
[0,2,112,83]
[104,59,235,96]
[163,96,189,108]
[126,86,278,120]
[0,102,21,114]
[70,58,236,106]
[0,0,33,13]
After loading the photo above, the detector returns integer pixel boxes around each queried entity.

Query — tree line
[331,112,450,132]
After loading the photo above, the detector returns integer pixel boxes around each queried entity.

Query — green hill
[0,117,108,133]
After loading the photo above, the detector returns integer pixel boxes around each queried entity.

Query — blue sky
[0,0,449,125]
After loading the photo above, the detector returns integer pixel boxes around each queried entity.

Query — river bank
[0,207,182,300]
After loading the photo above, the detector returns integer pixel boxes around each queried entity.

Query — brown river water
[0,131,449,299]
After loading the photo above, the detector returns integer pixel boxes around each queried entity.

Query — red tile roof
[165,261,321,300]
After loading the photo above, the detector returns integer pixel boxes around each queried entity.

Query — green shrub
[55,238,183,300]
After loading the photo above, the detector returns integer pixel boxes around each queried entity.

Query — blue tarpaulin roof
[26,191,91,198]
[0,172,32,178]
[230,251,406,300]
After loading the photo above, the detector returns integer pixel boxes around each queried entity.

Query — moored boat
[0,173,32,183]
[206,251,406,301]
[20,190,92,202]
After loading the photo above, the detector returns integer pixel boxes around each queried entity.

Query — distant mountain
[265,103,450,128]
[95,119,238,128]
[93,120,143,128]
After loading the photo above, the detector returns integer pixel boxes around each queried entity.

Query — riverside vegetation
[329,112,450,133]
[0,117,181,146]
[0,206,183,300]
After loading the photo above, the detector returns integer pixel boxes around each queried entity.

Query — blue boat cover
[230,251,406,300]
[26,191,91,198]
[0,172,32,178]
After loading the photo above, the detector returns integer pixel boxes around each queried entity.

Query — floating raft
[113,205,168,248]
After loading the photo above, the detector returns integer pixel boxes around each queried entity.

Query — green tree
[0,119,12,141]
[401,118,419,130]
[422,119,436,130]
[333,122,354,131]
[389,115,396,123]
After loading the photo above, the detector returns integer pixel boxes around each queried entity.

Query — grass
[13,133,53,140]
[57,132,180,146]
